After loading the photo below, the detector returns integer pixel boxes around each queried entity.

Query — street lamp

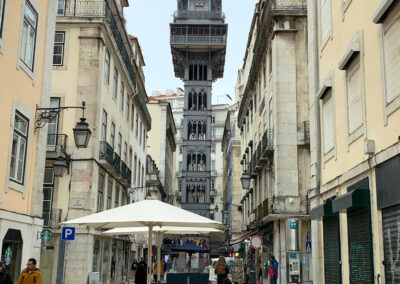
[53,156,69,177]
[35,101,91,148]
[241,170,251,190]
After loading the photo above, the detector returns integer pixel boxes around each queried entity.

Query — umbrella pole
[147,225,153,284]
[157,232,161,283]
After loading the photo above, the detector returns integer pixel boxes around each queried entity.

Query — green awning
[310,200,336,220]
[332,189,370,213]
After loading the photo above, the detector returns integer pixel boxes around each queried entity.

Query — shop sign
[40,229,53,242]
[250,235,263,249]
[290,221,298,229]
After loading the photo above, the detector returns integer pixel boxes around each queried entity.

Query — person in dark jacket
[269,255,278,284]
[135,262,147,284]
[131,259,138,280]
[0,263,13,284]
[215,257,229,284]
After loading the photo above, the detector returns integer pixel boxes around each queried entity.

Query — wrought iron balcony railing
[174,10,225,20]
[171,35,227,46]
[99,141,114,166]
[47,134,67,153]
[113,153,121,173]
[58,0,106,17]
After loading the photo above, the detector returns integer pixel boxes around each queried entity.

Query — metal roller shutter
[382,204,400,284]
[347,208,373,284]
[323,216,341,284]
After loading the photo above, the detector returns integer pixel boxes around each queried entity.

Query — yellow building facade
[0,0,56,281]
[308,0,400,283]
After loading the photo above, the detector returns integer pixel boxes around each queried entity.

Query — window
[211,160,215,171]
[124,142,127,162]
[102,110,107,141]
[53,32,65,66]
[211,143,215,153]
[263,65,266,88]
[135,113,139,137]
[117,133,122,156]
[97,174,105,212]
[120,82,125,111]
[143,128,146,150]
[47,98,60,151]
[129,148,132,167]
[42,168,54,227]
[263,112,267,131]
[113,68,118,100]
[142,166,145,187]
[211,179,215,191]
[179,145,182,154]
[139,122,143,145]
[131,105,135,129]
[320,0,332,46]
[321,90,335,154]
[179,161,182,170]
[269,98,273,131]
[107,180,112,210]
[178,179,182,192]
[0,0,6,38]
[268,48,272,75]
[20,2,38,71]
[212,116,215,124]
[9,112,29,184]
[57,0,66,15]
[345,55,363,135]
[114,186,119,208]
[382,7,400,104]
[125,94,129,121]
[110,122,115,149]
[138,161,141,186]
[105,49,110,85]
[134,155,137,185]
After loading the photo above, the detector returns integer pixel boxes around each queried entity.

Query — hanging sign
[40,229,53,242]
[250,235,263,249]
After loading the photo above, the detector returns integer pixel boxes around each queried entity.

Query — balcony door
[47,98,60,151]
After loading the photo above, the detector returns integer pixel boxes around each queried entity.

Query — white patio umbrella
[62,199,224,284]
[103,226,223,283]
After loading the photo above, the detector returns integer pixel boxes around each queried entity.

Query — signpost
[250,235,263,249]
[62,227,75,240]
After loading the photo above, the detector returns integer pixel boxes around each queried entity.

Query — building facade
[221,105,243,244]
[237,1,309,283]
[0,0,56,281]
[170,0,227,219]
[308,0,400,283]
[146,98,177,204]
[40,1,151,283]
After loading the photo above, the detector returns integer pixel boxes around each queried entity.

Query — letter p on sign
[62,227,76,240]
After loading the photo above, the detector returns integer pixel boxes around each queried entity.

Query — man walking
[269,255,278,284]
[17,258,42,284]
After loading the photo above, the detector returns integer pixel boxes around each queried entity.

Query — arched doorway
[1,229,23,282]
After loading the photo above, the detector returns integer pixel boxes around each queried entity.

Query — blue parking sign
[62,227,75,240]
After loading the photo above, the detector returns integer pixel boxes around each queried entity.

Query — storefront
[376,154,400,284]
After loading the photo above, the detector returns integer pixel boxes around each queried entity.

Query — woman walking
[269,255,279,284]
[215,256,229,284]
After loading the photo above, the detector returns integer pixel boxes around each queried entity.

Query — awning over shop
[310,200,336,220]
[230,230,257,245]
[332,189,370,213]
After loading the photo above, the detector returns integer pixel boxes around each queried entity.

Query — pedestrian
[16,258,42,284]
[222,278,232,284]
[153,259,165,282]
[243,263,249,284]
[215,256,229,284]
[138,258,147,267]
[269,255,278,284]
[135,262,147,284]
[0,262,13,284]
[131,259,138,280]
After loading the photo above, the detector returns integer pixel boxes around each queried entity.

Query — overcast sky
[125,0,257,105]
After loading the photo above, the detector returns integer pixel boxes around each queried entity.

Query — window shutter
[346,58,363,134]
[383,18,400,103]
[320,0,332,44]
[322,91,334,153]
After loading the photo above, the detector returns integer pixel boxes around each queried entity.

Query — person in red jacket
[269,255,278,284]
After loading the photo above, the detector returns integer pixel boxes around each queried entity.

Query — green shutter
[382,204,400,284]
[323,216,341,284]
[347,208,374,284]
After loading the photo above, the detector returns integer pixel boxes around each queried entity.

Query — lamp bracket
[35,101,86,131]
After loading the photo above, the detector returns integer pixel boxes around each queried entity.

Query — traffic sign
[62,227,75,240]
[40,229,53,242]
[290,221,298,229]
[250,235,263,249]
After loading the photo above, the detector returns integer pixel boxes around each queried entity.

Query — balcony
[113,153,121,173]
[58,0,106,17]
[43,208,63,228]
[256,199,269,223]
[261,129,274,158]
[173,10,225,21]
[47,134,67,153]
[170,34,227,47]
[99,141,114,170]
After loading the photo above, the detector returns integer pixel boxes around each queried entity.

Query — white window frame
[9,111,29,185]
[374,1,400,124]
[53,32,65,66]
[124,142,127,162]
[113,67,118,100]
[19,0,38,73]
[102,109,107,142]
[57,0,66,16]
[104,49,110,85]
[0,0,6,39]
[110,122,115,149]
